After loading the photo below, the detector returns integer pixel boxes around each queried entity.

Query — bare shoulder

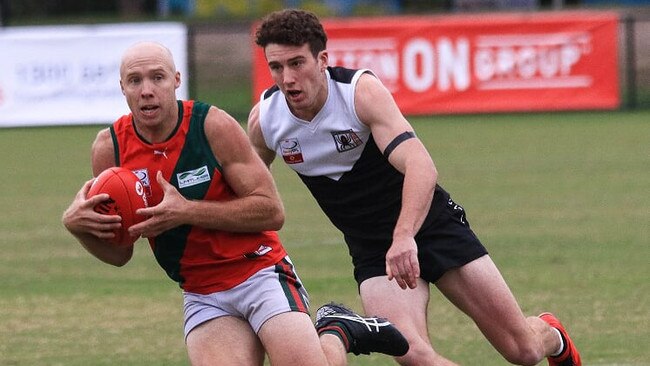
[246,102,276,166]
[91,128,116,175]
[246,102,263,140]
[356,71,388,98]
[203,105,252,164]
[204,105,245,138]
[355,72,404,127]
[92,128,112,148]
[247,102,261,132]
[248,102,261,124]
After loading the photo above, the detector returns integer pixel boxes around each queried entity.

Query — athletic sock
[318,321,352,352]
[550,327,566,357]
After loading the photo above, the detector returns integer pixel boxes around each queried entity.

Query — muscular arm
[129,106,284,237]
[355,73,438,289]
[62,128,134,266]
[247,103,277,168]
[193,106,285,231]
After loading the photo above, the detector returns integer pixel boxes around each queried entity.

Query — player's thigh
[435,255,533,347]
[257,311,329,366]
[360,276,431,341]
[186,315,265,366]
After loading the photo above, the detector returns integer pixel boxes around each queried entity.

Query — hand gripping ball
[87,167,149,246]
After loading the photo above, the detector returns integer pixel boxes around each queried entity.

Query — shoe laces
[318,306,391,333]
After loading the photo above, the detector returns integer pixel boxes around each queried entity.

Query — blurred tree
[118,0,147,17]
[0,0,9,26]
[401,0,451,12]
[4,0,158,21]
[157,0,196,17]
[195,0,253,18]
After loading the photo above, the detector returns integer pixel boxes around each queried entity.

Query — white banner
[0,22,188,127]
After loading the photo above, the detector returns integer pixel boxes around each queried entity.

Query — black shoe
[315,302,409,356]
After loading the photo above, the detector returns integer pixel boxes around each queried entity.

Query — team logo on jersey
[177,165,211,188]
[280,138,304,164]
[331,130,363,152]
[132,168,153,197]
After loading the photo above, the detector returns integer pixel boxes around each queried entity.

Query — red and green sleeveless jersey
[110,100,287,294]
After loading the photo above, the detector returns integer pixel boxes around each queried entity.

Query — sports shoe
[315,302,409,356]
[539,312,582,366]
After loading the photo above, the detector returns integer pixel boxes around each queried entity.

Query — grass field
[0,110,648,365]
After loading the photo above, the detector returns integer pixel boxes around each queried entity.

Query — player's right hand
[385,236,420,289]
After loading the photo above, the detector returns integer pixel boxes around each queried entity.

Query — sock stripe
[318,324,350,351]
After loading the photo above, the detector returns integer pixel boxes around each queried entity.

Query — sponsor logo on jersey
[177,165,211,188]
[133,168,153,197]
[244,244,272,259]
[280,138,304,164]
[331,129,363,152]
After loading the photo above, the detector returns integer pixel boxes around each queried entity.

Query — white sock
[550,327,565,357]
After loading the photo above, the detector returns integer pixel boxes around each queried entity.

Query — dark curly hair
[255,9,327,58]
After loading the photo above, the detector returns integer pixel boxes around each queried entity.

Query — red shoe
[539,313,582,366]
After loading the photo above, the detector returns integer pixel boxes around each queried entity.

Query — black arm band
[383,131,416,159]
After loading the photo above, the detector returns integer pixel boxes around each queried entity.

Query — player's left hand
[385,236,420,289]
[129,171,187,238]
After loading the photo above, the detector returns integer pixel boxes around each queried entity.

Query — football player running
[248,9,581,366]
[62,40,408,365]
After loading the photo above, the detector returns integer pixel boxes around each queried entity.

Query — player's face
[120,45,180,133]
[264,43,328,121]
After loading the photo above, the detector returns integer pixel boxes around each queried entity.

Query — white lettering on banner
[326,31,594,95]
[328,37,471,93]
[403,37,470,92]
[328,39,400,91]
[474,32,592,90]
[403,38,434,92]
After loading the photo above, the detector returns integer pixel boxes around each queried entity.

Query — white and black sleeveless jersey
[259,67,447,243]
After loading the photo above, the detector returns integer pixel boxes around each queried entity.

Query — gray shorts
[183,256,310,339]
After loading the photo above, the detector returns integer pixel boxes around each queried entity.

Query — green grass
[194,83,253,122]
[0,110,648,365]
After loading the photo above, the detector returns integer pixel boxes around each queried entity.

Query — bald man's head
[118,41,182,129]
[120,41,177,80]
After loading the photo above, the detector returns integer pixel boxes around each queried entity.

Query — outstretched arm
[355,73,438,290]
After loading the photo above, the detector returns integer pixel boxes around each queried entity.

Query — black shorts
[350,196,488,286]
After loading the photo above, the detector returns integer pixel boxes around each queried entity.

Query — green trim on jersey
[109,126,120,166]
[153,101,220,285]
[169,101,221,198]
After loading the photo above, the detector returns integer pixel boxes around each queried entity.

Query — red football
[87,167,149,246]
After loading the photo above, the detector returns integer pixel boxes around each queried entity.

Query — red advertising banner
[252,11,619,114]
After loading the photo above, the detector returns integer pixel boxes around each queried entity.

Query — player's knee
[500,341,545,366]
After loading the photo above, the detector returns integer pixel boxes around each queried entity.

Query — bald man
[62,42,407,366]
